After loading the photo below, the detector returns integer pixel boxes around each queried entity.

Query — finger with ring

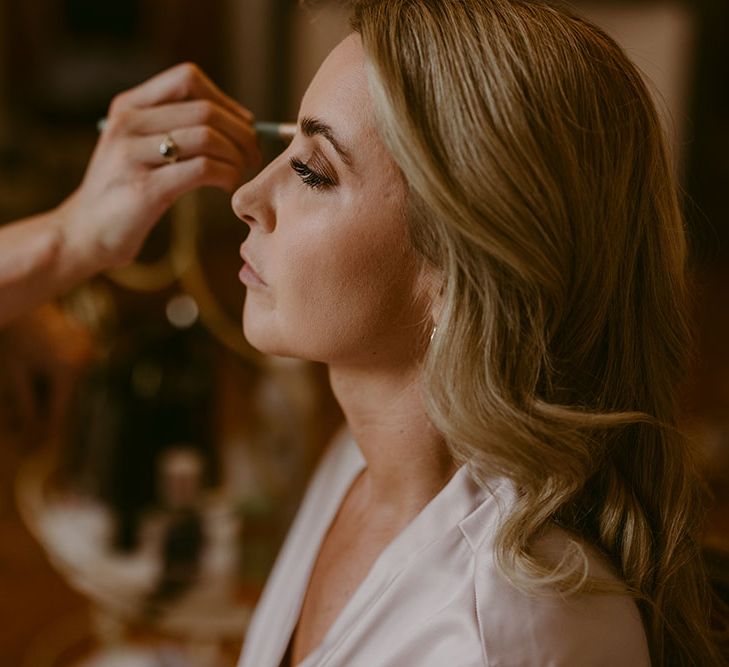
[159,133,180,163]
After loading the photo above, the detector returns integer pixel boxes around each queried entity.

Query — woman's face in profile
[232,34,433,366]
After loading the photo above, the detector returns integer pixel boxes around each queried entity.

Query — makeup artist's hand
[58,62,261,272]
[0,63,261,327]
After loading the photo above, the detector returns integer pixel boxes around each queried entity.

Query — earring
[429,325,437,344]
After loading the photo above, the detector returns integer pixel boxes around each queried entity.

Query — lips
[239,245,267,287]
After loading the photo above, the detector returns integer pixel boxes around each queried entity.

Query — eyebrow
[300,115,354,170]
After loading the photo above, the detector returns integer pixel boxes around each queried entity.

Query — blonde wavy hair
[350,0,721,663]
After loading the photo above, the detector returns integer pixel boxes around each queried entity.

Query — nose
[231,159,277,233]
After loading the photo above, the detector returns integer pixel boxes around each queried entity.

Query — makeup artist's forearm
[0,210,100,327]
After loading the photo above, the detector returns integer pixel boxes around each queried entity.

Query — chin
[243,318,335,364]
[242,314,293,358]
[241,301,346,363]
[242,317,274,354]
[242,298,276,351]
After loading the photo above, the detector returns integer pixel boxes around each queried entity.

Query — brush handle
[254,122,297,141]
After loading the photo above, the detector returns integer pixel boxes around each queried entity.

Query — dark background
[0,1,727,665]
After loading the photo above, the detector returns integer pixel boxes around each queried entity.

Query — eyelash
[289,157,336,191]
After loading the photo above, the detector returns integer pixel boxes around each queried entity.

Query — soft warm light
[166,294,199,329]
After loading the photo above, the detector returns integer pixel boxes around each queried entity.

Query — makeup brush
[253,122,297,142]
[99,116,297,143]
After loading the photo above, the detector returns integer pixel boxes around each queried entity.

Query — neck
[328,361,456,520]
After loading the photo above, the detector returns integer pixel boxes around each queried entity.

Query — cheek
[299,226,411,324]
[258,198,423,361]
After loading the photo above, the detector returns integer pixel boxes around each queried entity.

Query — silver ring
[159,133,179,163]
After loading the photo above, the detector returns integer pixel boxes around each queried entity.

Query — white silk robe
[237,432,651,666]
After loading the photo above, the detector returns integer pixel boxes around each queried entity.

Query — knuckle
[191,156,213,177]
[198,126,217,145]
[183,61,201,76]
[104,109,129,135]
[108,91,130,116]
[169,62,202,99]
[194,100,216,124]
[177,61,202,83]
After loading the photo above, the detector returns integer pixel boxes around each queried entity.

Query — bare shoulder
[473,526,651,666]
